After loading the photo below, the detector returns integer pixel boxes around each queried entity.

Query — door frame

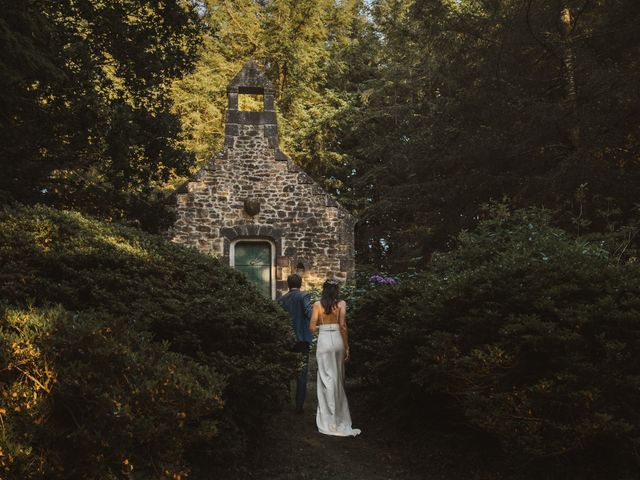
[229,238,276,299]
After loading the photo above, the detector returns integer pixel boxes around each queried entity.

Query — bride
[309,279,361,437]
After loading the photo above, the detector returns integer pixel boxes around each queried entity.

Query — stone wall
[168,62,355,298]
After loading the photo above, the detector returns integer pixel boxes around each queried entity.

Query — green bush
[1,305,222,479]
[351,208,640,475]
[0,204,296,478]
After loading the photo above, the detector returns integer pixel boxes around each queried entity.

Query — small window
[296,262,306,276]
[238,93,264,111]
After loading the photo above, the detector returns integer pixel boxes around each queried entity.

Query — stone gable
[168,61,356,298]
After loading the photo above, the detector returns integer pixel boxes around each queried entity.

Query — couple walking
[278,274,361,437]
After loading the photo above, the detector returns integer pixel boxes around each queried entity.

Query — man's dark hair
[287,273,302,289]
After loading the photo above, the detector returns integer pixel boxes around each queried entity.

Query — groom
[278,273,313,413]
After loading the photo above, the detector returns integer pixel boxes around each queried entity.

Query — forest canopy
[2,0,639,270]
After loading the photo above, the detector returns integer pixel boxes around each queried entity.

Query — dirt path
[232,377,428,480]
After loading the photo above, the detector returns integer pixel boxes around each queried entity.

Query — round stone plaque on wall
[244,198,261,216]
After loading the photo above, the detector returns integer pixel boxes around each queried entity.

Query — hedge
[0,204,296,478]
[350,208,640,477]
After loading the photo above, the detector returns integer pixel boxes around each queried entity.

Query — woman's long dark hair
[320,280,340,314]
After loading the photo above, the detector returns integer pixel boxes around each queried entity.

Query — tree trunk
[559,0,580,148]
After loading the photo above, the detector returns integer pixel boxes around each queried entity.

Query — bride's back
[316,301,341,324]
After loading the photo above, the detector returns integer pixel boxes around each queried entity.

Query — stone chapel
[168,61,356,299]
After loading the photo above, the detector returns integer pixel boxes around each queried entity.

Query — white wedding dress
[316,322,361,437]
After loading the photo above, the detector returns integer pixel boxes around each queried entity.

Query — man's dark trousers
[295,343,310,411]
[278,289,313,411]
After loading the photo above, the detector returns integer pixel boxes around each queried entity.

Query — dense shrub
[308,271,400,312]
[1,305,222,479]
[351,208,640,475]
[0,204,296,478]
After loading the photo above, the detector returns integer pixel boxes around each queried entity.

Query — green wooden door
[234,241,272,297]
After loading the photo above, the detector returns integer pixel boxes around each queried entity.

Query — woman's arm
[338,301,349,361]
[309,302,320,333]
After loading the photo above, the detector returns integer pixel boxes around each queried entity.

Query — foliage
[350,207,640,477]
[170,0,264,162]
[368,274,399,286]
[348,0,640,271]
[171,0,377,198]
[0,204,297,478]
[0,0,201,229]
[3,0,640,270]
[0,305,223,479]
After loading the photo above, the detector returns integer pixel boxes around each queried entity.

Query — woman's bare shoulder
[338,300,347,308]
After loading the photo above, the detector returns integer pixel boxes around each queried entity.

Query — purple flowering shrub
[307,272,400,311]
[368,274,399,286]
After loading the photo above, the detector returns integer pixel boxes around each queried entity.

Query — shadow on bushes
[350,207,640,479]
[1,305,224,478]
[0,204,297,478]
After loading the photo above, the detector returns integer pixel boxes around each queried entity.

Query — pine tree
[171,0,264,162]
[171,0,375,195]
[348,0,640,270]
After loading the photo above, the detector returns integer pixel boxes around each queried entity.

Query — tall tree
[171,0,264,161]
[348,0,640,271]
[264,0,378,192]
[171,0,376,195]
[0,0,201,227]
